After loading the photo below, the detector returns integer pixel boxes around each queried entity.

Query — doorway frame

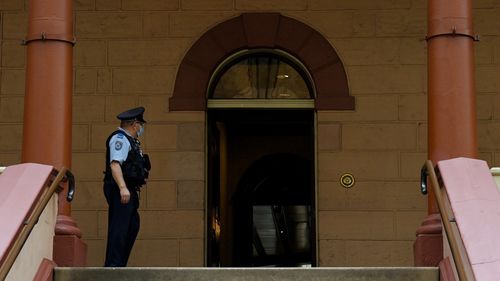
[204,47,320,267]
[204,109,319,267]
[203,48,319,267]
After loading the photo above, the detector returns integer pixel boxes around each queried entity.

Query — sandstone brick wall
[314,1,426,266]
[1,0,500,267]
[0,0,26,166]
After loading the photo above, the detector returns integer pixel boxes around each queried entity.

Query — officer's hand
[120,187,131,204]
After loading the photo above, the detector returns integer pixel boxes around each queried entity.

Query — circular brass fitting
[340,173,355,188]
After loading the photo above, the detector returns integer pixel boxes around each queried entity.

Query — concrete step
[54,267,439,281]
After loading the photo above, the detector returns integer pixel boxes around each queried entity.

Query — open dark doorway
[207,110,316,267]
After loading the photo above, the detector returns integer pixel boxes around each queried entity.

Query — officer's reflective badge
[115,141,123,150]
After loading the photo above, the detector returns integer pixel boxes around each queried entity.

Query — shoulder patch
[115,141,123,150]
[116,134,124,139]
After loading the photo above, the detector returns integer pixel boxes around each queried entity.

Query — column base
[55,214,82,237]
[53,234,87,266]
[414,213,443,266]
[53,214,87,266]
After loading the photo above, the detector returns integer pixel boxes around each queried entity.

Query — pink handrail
[0,164,68,281]
[423,160,475,281]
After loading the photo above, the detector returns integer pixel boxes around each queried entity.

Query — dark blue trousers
[103,182,140,267]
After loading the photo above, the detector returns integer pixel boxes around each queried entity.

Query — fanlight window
[210,53,312,99]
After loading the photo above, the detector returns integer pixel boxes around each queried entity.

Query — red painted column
[414,0,478,266]
[22,0,86,266]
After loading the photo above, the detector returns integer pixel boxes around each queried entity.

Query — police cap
[116,106,147,123]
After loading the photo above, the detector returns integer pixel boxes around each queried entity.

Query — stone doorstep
[54,267,439,281]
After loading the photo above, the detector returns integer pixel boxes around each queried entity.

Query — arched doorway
[168,12,354,267]
[206,50,316,267]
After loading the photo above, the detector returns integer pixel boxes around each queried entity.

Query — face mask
[137,124,144,137]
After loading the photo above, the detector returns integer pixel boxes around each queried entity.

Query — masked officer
[103,106,150,267]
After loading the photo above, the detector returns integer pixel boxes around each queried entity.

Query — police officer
[103,106,150,267]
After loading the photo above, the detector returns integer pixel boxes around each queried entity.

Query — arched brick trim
[169,13,354,111]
